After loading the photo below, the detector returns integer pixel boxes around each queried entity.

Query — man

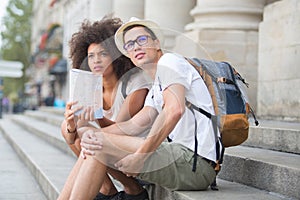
[58,17,220,200]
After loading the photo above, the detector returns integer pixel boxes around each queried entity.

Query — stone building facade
[30,0,300,121]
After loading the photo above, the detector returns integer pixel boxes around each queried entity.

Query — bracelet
[67,127,77,134]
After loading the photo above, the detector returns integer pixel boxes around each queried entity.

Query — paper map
[69,69,103,119]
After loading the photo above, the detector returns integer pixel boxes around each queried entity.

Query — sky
[0,0,9,48]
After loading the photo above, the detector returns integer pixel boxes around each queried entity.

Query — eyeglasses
[123,35,153,51]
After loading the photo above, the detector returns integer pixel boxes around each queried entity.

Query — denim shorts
[137,142,216,190]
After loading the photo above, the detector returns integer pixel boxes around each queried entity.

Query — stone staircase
[0,107,299,200]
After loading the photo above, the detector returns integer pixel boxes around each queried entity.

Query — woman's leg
[77,131,119,196]
[57,156,84,200]
[63,127,118,197]
[68,137,81,157]
[58,152,118,200]
[69,156,108,200]
[66,132,145,200]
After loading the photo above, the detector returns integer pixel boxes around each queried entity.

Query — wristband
[67,127,77,134]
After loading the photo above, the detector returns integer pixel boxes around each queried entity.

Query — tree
[0,0,33,98]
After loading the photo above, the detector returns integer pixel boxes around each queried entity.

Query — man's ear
[154,39,161,50]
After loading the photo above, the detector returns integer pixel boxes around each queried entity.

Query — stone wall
[174,0,266,110]
[30,0,300,121]
[258,0,300,121]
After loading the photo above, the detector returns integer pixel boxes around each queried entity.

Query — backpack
[185,58,259,173]
[187,58,259,146]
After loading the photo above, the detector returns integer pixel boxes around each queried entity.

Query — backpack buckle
[217,77,226,83]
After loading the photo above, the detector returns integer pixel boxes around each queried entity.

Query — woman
[60,17,150,200]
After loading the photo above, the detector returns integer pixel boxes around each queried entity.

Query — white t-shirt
[144,53,220,162]
[103,69,151,121]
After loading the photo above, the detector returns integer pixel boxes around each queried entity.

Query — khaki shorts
[137,143,216,190]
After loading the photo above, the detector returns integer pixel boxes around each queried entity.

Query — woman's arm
[115,88,148,122]
[61,102,78,144]
[97,117,115,127]
[96,88,148,128]
[61,101,90,144]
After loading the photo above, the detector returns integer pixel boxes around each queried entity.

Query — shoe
[94,192,123,200]
[95,189,149,200]
[123,189,149,200]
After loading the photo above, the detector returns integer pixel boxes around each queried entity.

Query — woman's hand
[77,106,95,121]
[64,101,80,132]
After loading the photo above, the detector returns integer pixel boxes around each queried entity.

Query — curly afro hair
[69,17,135,79]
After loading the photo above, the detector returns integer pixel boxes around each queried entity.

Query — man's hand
[80,130,102,158]
[115,153,147,177]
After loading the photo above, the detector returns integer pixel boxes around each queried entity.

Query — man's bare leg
[107,168,144,195]
[99,173,118,195]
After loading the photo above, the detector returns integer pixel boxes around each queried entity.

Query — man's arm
[79,105,157,158]
[115,83,186,174]
[102,106,158,136]
[136,83,186,154]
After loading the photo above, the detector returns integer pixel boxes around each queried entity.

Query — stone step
[23,108,101,135]
[21,109,300,198]
[0,111,297,200]
[24,109,65,127]
[0,130,47,200]
[0,117,76,200]
[31,107,300,155]
[11,114,74,156]
[219,146,300,199]
[39,106,65,116]
[246,119,300,154]
[147,179,292,200]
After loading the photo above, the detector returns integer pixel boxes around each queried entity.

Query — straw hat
[115,17,164,57]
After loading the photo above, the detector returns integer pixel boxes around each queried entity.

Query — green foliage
[0,0,33,97]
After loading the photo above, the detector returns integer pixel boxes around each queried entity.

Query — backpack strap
[186,102,198,172]
[186,100,212,119]
[185,58,220,115]
[223,62,242,96]
[250,106,259,126]
[186,100,223,173]
[121,68,140,99]
[121,78,128,99]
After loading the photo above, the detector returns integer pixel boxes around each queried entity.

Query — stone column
[175,0,266,111]
[113,0,144,22]
[144,0,196,50]
[258,0,300,121]
[89,0,113,21]
[266,0,281,4]
[186,0,265,31]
